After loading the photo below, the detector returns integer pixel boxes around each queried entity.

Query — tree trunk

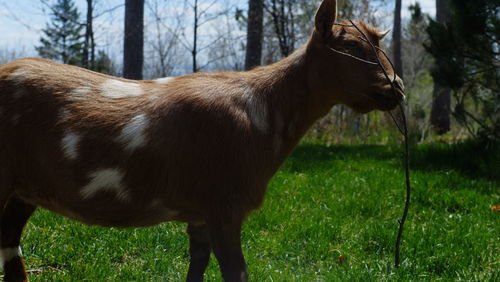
[392,0,403,77]
[123,0,144,79]
[430,0,451,134]
[192,0,199,73]
[89,0,95,70]
[245,0,264,70]
[83,0,95,69]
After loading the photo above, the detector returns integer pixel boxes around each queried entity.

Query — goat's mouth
[346,86,405,113]
[374,83,405,111]
[375,88,405,111]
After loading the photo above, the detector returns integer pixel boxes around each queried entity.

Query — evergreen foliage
[426,0,500,140]
[36,0,84,66]
[405,3,432,88]
[93,50,116,75]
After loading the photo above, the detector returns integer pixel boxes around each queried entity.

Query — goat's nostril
[400,92,406,102]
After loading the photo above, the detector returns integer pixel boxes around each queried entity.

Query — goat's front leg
[186,224,211,282]
[1,196,36,282]
[207,216,247,282]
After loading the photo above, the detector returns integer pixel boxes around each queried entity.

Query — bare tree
[245,0,264,70]
[207,11,246,71]
[178,0,230,73]
[123,0,144,79]
[145,0,184,77]
[0,46,27,65]
[265,0,296,57]
[430,0,451,134]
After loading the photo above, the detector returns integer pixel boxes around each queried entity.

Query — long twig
[333,21,412,268]
[327,47,379,65]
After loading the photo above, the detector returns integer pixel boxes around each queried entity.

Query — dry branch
[332,20,412,268]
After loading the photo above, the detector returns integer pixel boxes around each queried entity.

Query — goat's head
[308,0,405,113]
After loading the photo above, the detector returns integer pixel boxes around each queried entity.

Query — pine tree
[94,50,116,75]
[426,0,500,140]
[36,0,84,66]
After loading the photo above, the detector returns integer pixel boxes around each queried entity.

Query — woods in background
[426,0,499,141]
[36,0,116,73]
[429,0,451,135]
[3,0,496,143]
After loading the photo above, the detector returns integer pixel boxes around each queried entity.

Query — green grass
[14,141,500,281]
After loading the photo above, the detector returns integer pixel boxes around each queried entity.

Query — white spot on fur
[0,247,22,265]
[70,86,91,100]
[154,77,175,84]
[117,114,149,151]
[148,94,160,101]
[61,133,80,160]
[80,169,129,201]
[8,69,30,84]
[101,80,143,99]
[245,90,269,133]
[59,109,71,120]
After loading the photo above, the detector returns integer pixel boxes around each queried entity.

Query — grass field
[13,141,500,281]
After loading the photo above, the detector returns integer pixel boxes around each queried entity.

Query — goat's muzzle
[377,78,406,111]
[394,76,405,93]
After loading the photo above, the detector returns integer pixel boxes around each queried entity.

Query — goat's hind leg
[186,224,211,282]
[1,196,36,282]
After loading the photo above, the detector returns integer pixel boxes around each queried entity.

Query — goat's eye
[346,41,358,48]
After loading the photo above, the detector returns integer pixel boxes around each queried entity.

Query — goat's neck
[246,44,335,157]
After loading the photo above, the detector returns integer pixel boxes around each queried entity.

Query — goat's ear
[314,0,338,39]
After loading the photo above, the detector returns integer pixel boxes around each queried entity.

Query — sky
[0,0,125,57]
[0,0,437,58]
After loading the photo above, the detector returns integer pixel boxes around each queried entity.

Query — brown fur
[0,1,404,281]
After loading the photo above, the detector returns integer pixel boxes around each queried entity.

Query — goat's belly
[17,190,194,228]
[11,148,206,227]
[57,204,180,228]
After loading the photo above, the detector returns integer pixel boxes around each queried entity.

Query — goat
[0,0,405,281]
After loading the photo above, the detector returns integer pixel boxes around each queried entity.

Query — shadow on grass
[284,141,500,184]
[283,143,401,173]
[410,141,500,183]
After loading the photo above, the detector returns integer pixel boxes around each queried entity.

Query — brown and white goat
[0,0,404,281]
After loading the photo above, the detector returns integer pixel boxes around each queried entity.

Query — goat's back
[0,58,271,227]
